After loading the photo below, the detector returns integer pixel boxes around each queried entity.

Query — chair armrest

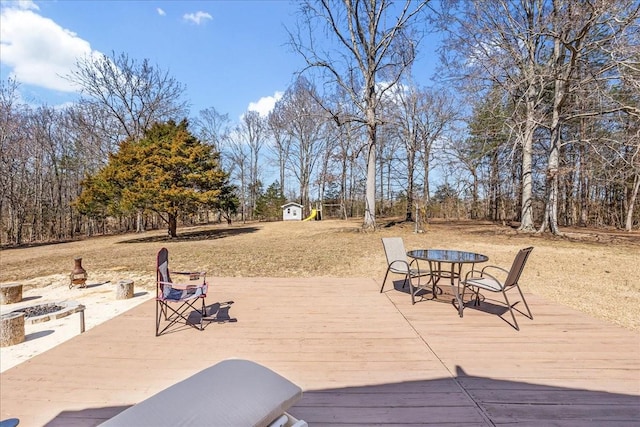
[480,265,509,276]
[389,260,411,272]
[463,270,504,290]
[173,271,207,280]
[463,268,483,280]
[158,280,207,290]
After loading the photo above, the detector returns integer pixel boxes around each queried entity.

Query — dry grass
[1,218,638,330]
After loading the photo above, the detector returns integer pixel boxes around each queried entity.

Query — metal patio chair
[460,247,534,330]
[380,237,433,304]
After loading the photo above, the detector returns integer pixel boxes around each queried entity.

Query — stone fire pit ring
[10,301,86,333]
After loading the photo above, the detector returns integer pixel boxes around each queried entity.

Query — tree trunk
[518,104,536,231]
[406,149,415,222]
[168,213,177,238]
[363,106,377,231]
[136,210,144,233]
[625,174,639,231]
[539,79,563,235]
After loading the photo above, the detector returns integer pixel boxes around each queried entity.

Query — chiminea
[70,257,88,289]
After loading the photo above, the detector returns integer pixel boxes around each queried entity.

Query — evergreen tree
[75,119,228,237]
[254,182,286,221]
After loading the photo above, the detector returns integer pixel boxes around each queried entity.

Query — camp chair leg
[156,300,160,337]
[156,298,207,336]
[199,298,207,331]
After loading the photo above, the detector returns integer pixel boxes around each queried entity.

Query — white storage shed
[281,202,303,221]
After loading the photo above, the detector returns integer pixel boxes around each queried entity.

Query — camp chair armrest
[173,271,207,280]
[173,271,206,275]
[158,280,206,290]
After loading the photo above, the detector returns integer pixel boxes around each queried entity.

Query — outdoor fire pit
[1,301,86,347]
[0,301,87,347]
[14,303,65,322]
[10,301,86,331]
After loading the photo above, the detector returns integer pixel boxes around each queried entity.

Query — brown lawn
[1,218,638,330]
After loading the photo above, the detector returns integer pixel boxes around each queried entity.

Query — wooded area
[0,0,638,245]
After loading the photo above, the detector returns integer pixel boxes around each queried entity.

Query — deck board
[1,277,638,426]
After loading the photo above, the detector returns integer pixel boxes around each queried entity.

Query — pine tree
[75,119,229,237]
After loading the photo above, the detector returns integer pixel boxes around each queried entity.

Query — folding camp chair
[155,247,208,336]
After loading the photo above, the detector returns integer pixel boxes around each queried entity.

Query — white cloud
[0,5,94,92]
[183,11,212,25]
[157,8,166,16]
[248,92,283,117]
[8,0,39,11]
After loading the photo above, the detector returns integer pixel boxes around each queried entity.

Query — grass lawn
[1,218,638,330]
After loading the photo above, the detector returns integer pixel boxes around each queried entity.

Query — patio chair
[100,359,307,427]
[155,247,208,336]
[460,247,534,330]
[380,237,433,304]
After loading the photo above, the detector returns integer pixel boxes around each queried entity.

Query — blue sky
[1,0,440,122]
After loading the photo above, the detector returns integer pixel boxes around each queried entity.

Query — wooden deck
[1,277,638,426]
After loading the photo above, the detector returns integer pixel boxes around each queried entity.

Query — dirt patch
[1,218,638,330]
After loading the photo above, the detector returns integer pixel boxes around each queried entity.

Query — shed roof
[281,202,303,209]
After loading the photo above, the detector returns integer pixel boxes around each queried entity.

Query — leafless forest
[1,0,638,245]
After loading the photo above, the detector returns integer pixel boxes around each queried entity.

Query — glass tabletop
[407,249,488,264]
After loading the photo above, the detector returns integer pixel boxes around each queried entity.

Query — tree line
[0,0,638,244]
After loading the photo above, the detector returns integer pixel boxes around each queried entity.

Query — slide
[302,208,317,221]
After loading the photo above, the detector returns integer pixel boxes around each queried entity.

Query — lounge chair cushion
[100,359,302,427]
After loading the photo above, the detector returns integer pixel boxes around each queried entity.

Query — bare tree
[278,77,328,210]
[267,100,292,195]
[65,100,123,166]
[440,0,549,231]
[224,131,249,222]
[325,87,364,218]
[67,51,188,141]
[441,0,639,233]
[0,79,30,244]
[194,107,230,153]
[239,111,267,219]
[290,0,429,230]
[538,0,639,234]
[380,82,459,221]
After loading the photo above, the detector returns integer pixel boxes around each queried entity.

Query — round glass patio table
[406,249,488,316]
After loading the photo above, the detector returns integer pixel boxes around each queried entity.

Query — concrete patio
[1,277,638,426]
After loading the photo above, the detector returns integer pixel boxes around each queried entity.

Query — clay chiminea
[70,257,88,289]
